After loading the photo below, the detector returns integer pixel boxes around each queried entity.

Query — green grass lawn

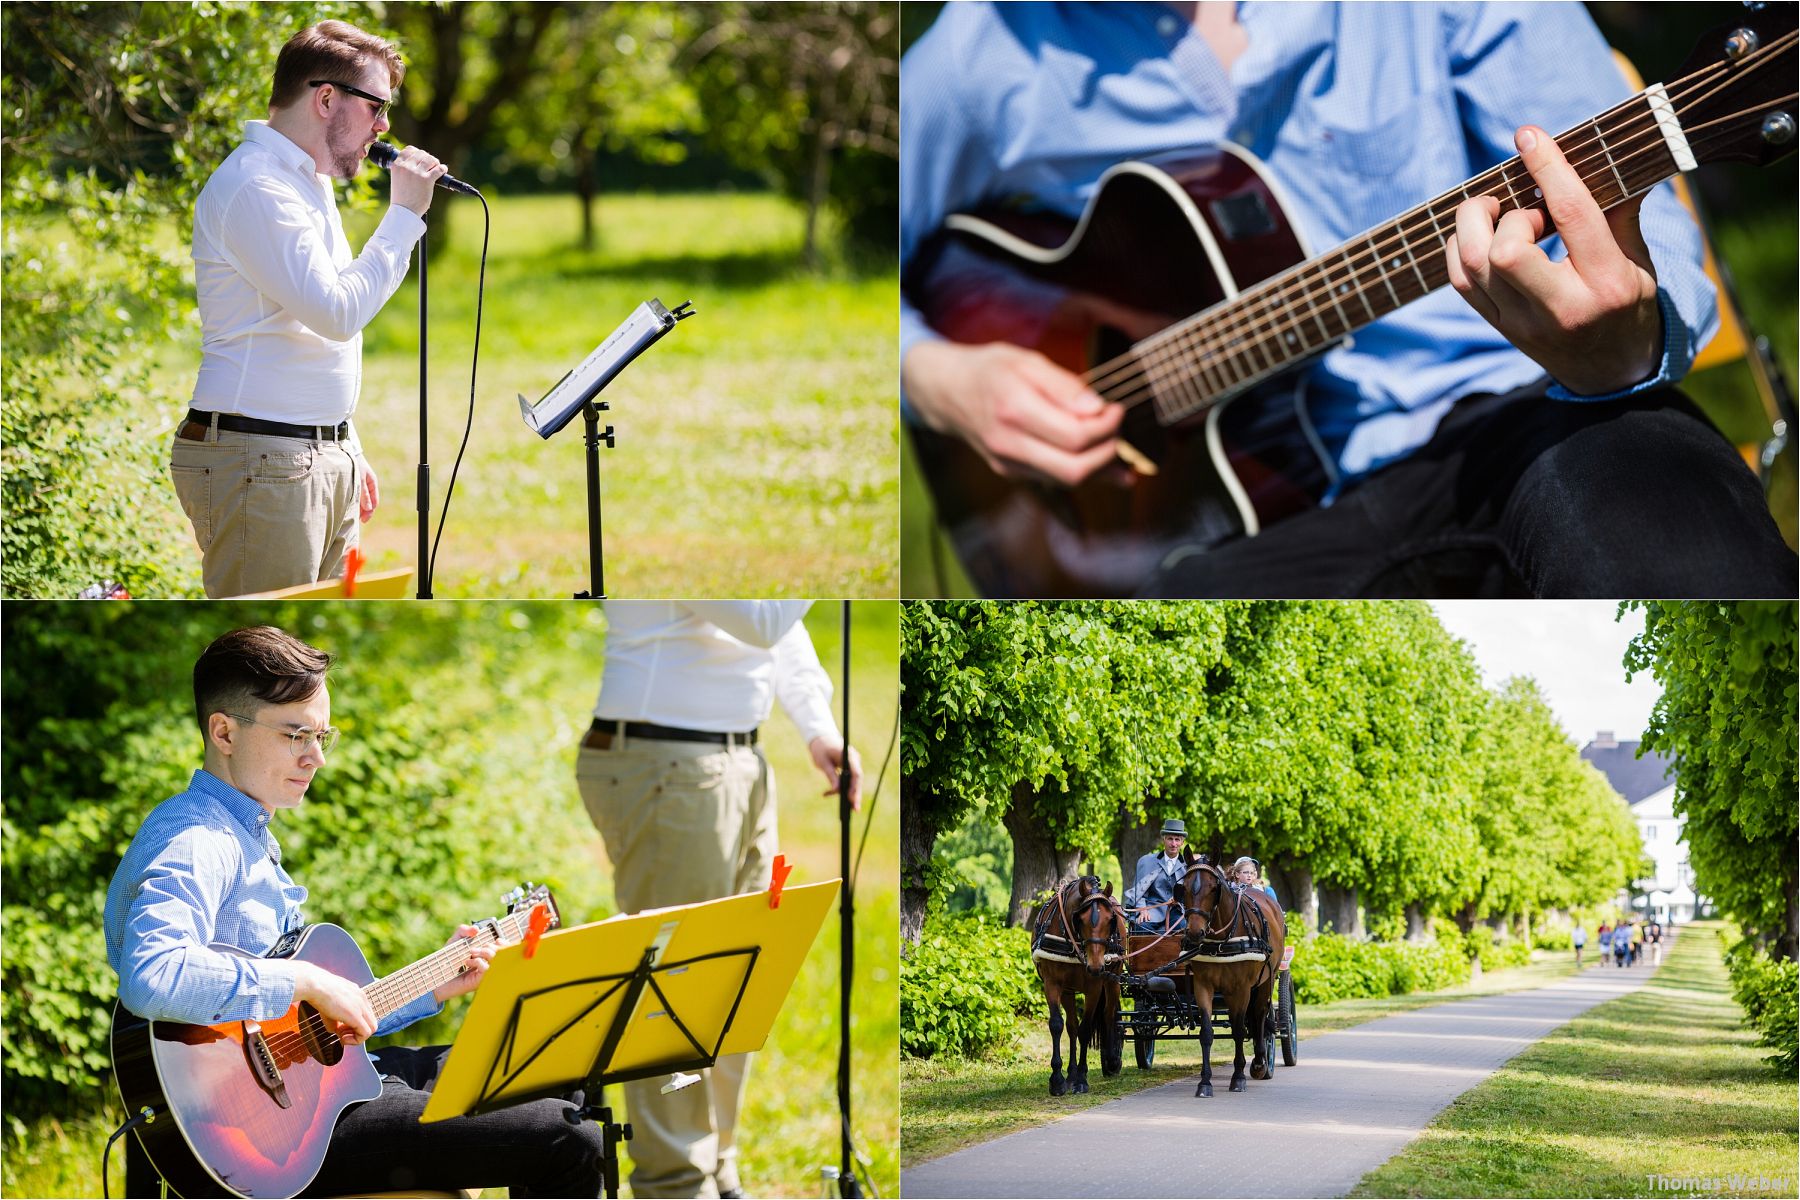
[900,947,1590,1164]
[0,601,900,1199]
[136,190,898,597]
[1350,922,1797,1198]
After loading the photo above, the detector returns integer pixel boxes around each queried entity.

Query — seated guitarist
[900,1,1796,597]
[103,626,604,1197]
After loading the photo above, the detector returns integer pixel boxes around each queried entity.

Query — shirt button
[1157,14,1179,37]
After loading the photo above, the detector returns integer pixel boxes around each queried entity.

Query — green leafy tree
[682,0,898,263]
[1624,601,1799,958]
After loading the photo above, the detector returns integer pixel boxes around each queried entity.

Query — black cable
[102,1107,156,1200]
[427,189,490,585]
[850,705,899,891]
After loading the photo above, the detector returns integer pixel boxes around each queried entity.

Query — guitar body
[111,925,382,1198]
[908,145,1338,597]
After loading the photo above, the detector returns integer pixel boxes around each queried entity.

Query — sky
[1427,600,1663,748]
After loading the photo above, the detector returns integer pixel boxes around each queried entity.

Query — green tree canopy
[1623,601,1798,958]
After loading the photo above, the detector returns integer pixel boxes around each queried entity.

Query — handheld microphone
[367,139,480,196]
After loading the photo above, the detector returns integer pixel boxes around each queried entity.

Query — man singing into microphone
[170,20,445,597]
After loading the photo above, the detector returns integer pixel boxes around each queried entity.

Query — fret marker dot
[1533,187,1542,198]
[1391,259,1401,270]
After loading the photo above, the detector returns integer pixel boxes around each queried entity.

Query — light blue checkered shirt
[104,768,438,1034]
[900,1,1717,484]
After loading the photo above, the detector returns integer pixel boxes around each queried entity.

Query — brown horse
[1175,851,1286,1097]
[1029,875,1128,1095]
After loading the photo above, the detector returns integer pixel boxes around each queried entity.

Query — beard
[323,116,369,179]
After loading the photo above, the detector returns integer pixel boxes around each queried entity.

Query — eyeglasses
[309,79,395,121]
[226,713,341,757]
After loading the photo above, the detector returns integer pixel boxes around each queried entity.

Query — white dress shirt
[595,601,838,746]
[190,121,425,423]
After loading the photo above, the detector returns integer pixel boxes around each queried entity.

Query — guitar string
[250,914,525,1062]
[1125,52,1800,418]
[1089,58,1796,420]
[1091,63,1798,419]
[1083,37,1794,412]
[1066,41,1794,418]
[1096,105,1768,422]
[1094,94,1796,422]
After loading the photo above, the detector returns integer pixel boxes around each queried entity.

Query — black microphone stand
[416,227,432,599]
[837,599,863,1198]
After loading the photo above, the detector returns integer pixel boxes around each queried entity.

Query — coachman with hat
[1130,819,1189,933]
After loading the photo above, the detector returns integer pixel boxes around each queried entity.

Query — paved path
[903,964,1659,1198]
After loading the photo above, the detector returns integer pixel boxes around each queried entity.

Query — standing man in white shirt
[170,20,446,597]
[575,601,864,1200]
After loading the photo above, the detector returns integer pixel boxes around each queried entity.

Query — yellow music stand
[232,567,413,599]
[420,880,840,1195]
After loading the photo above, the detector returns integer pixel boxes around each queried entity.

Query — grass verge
[901,947,1588,1164]
[1349,921,1797,1198]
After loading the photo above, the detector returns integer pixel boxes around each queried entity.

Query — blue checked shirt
[900,1,1716,484]
[104,769,439,1033]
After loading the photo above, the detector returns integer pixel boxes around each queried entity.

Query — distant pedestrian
[1648,920,1664,966]
[1632,922,1646,966]
[1598,923,1613,963]
[1571,923,1587,967]
[1616,923,1632,967]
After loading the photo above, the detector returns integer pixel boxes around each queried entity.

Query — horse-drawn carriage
[1030,852,1297,1098]
[1115,936,1297,1072]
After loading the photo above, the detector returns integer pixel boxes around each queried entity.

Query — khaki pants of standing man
[169,426,361,598]
[576,730,779,1200]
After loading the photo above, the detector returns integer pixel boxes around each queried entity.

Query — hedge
[901,909,1044,1059]
[1722,935,1799,1074]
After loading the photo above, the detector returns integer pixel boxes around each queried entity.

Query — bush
[1463,925,1532,972]
[1532,926,1574,951]
[901,909,1044,1059]
[1722,936,1799,1074]
[1290,931,1471,1005]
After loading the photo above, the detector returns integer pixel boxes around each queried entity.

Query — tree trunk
[1268,858,1315,932]
[576,140,598,252]
[1003,781,1082,928]
[1317,883,1363,938]
[899,775,937,951]
[1404,903,1432,943]
[1114,806,1160,900]
[1455,901,1479,934]
[802,114,834,272]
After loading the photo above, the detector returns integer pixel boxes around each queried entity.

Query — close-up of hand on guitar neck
[1447,124,1664,397]
[903,340,1124,486]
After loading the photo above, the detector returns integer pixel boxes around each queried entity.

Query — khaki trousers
[169,428,360,598]
[576,734,779,1200]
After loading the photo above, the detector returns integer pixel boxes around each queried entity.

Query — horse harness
[1179,861,1277,987]
[1031,876,1125,975]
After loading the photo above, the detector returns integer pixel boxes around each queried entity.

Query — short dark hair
[269,20,404,111]
[194,626,332,731]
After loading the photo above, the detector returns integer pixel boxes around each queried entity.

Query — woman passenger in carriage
[1230,856,1280,909]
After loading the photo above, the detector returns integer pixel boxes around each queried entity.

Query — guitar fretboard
[1094,34,1796,426]
[365,908,534,1019]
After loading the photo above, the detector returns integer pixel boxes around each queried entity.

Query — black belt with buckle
[583,719,758,750]
[181,409,352,441]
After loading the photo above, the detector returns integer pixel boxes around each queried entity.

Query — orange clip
[523,902,551,959]
[343,546,366,597]
[768,855,794,909]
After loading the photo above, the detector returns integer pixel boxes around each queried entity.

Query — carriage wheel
[1279,970,1298,1067]
[1133,1022,1157,1069]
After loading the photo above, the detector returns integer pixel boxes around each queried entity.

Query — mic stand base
[574,398,614,600]
[840,1171,865,1197]
[561,1101,631,1200]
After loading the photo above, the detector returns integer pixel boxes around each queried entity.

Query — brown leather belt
[179,409,352,441]
[582,719,758,751]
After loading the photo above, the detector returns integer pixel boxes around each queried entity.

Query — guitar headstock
[502,882,561,935]
[1670,4,1798,169]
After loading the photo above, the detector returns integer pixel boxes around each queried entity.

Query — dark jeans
[125,1045,605,1198]
[1143,379,1797,597]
